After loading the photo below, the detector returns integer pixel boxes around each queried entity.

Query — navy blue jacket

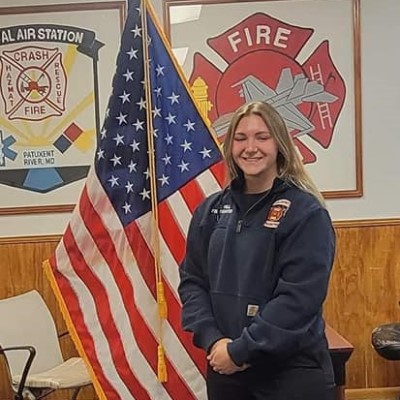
[178,177,335,367]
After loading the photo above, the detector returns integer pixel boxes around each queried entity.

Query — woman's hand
[207,338,249,375]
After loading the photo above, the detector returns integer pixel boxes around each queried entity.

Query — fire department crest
[187,13,346,164]
[1,45,67,121]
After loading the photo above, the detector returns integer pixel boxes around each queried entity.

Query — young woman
[179,101,336,400]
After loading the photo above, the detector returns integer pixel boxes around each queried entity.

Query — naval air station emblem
[0,23,104,196]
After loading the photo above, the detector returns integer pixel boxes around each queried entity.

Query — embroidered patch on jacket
[247,304,259,317]
[264,199,291,229]
[211,204,233,216]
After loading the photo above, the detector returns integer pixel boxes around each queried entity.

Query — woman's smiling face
[232,114,279,192]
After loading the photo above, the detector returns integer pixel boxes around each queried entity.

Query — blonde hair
[223,101,325,207]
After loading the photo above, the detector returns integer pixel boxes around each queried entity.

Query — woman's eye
[234,136,246,141]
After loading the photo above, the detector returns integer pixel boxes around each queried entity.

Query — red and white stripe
[50,163,225,399]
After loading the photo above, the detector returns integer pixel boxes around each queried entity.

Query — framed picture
[163,0,362,199]
[0,2,125,215]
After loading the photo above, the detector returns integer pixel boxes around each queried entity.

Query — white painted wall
[328,0,400,220]
[0,0,398,237]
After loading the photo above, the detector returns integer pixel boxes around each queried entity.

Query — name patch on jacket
[211,204,233,215]
[264,199,291,229]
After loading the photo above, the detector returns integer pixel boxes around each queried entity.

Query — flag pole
[141,0,168,383]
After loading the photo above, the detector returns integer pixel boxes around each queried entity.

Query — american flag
[45,0,225,398]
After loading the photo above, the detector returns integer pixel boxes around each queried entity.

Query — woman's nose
[245,139,257,152]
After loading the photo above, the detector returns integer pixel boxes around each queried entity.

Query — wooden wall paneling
[365,225,400,388]
[325,227,368,388]
[325,224,400,390]
[362,225,400,388]
[0,237,98,400]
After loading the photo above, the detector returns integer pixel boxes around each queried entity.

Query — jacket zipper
[235,191,272,233]
[236,220,243,233]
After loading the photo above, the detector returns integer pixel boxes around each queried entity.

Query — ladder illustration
[309,64,333,130]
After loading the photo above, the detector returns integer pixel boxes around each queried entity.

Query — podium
[326,325,354,400]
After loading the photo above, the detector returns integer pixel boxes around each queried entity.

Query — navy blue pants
[206,348,335,400]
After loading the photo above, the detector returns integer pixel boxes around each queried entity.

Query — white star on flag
[130,139,140,152]
[116,112,127,125]
[155,64,165,76]
[127,161,137,173]
[136,98,146,110]
[127,47,138,59]
[184,119,195,132]
[123,69,134,82]
[113,133,125,145]
[122,202,132,214]
[181,139,192,152]
[178,160,190,172]
[132,119,145,131]
[158,174,170,186]
[199,146,212,159]
[131,24,142,37]
[119,91,131,104]
[167,91,180,104]
[108,175,119,187]
[110,154,122,166]
[165,113,176,125]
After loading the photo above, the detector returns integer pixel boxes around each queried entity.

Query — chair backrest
[0,290,64,377]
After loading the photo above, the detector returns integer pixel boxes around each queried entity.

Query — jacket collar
[230,175,288,194]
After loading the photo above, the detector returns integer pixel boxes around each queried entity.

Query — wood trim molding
[333,218,400,228]
[0,235,61,245]
[0,2,126,15]
[0,205,75,216]
[346,387,400,399]
[0,218,399,244]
